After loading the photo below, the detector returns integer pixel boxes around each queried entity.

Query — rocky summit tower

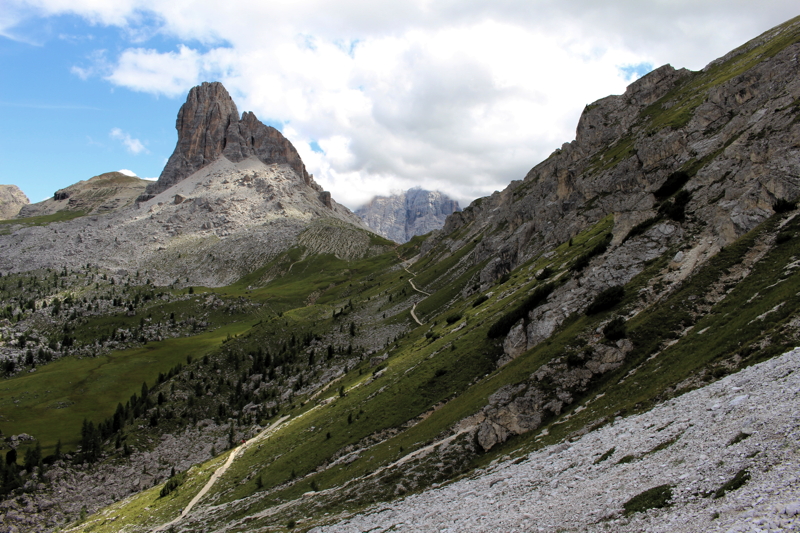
[139,82,315,201]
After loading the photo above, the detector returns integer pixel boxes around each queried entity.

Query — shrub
[586,286,625,315]
[624,216,661,242]
[776,231,793,244]
[593,447,615,464]
[535,266,553,280]
[659,190,692,222]
[472,294,489,307]
[487,283,555,339]
[571,233,612,273]
[623,484,673,515]
[773,198,797,213]
[445,313,462,325]
[654,171,690,201]
[160,472,186,498]
[713,469,750,499]
[603,316,627,341]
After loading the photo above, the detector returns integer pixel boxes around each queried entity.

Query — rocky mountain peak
[140,81,314,200]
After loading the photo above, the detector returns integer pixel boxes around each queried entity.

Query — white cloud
[110,128,148,154]
[7,1,800,208]
[117,168,137,176]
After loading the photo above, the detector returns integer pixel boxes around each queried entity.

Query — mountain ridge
[355,188,461,243]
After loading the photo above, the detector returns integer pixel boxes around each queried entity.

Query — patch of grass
[0,210,87,233]
[623,484,672,516]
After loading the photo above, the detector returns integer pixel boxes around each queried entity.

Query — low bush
[713,469,750,499]
[603,316,627,341]
[586,286,625,315]
[445,313,463,325]
[776,231,793,244]
[654,171,690,201]
[487,283,555,339]
[773,198,797,213]
[624,216,661,242]
[472,294,489,307]
[571,233,612,273]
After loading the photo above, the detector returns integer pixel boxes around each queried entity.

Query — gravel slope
[312,348,800,532]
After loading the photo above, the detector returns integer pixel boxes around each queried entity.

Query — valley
[0,13,799,533]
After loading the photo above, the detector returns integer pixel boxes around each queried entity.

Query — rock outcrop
[16,172,147,218]
[356,188,460,243]
[140,82,314,200]
[0,84,373,286]
[0,185,28,219]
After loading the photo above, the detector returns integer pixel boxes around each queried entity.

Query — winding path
[152,415,289,532]
[399,258,430,326]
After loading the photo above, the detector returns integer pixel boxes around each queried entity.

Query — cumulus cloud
[110,128,148,154]
[6,0,800,207]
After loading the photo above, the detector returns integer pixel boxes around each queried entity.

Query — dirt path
[152,415,289,532]
[399,257,430,325]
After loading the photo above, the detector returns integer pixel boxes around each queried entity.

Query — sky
[0,2,797,210]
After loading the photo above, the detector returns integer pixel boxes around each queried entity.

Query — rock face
[141,82,313,200]
[0,83,373,286]
[17,172,148,218]
[438,21,800,282]
[0,185,29,219]
[356,189,460,243]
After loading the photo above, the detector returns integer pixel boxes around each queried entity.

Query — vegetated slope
[355,188,461,243]
[2,15,800,533]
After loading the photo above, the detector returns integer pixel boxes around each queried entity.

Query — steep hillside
[355,189,460,243]
[1,15,800,533]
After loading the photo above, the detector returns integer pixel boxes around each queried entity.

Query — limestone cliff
[355,189,460,243]
[140,82,315,201]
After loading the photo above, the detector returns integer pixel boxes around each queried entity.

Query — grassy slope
[0,320,255,455]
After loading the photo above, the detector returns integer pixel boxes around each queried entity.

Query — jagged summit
[0,83,373,285]
[355,188,460,243]
[140,82,314,201]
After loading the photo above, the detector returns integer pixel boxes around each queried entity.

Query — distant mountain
[355,188,460,243]
[0,185,28,219]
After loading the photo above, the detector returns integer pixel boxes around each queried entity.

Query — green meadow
[0,320,255,456]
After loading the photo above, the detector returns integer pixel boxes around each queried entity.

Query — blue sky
[1,2,797,209]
